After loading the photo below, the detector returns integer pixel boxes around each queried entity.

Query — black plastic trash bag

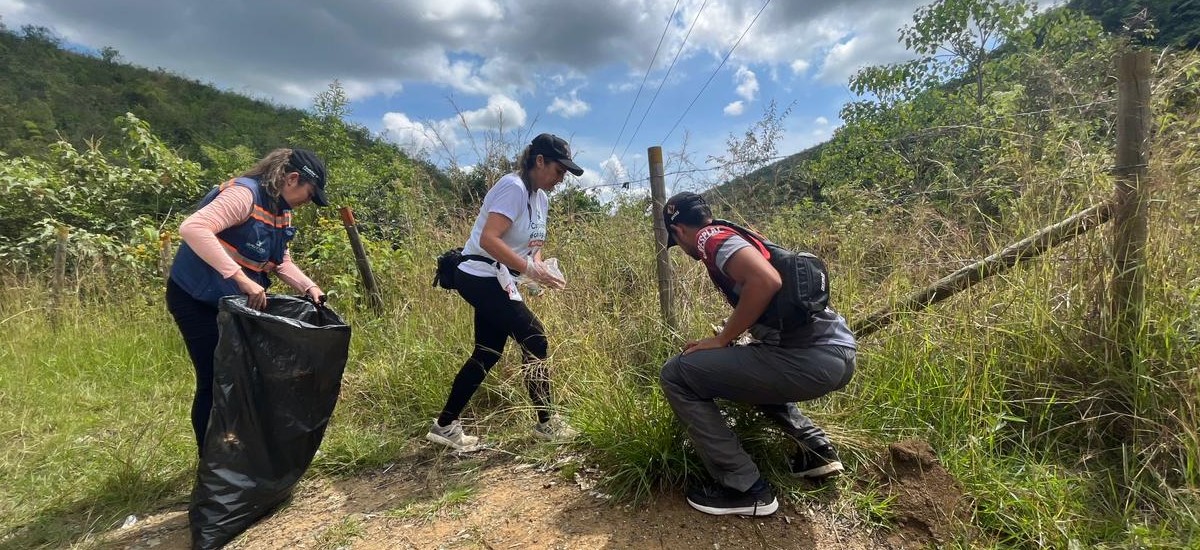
[189,295,351,550]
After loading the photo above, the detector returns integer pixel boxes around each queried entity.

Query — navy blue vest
[169,177,296,305]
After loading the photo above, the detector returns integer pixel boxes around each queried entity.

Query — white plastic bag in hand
[520,257,566,292]
[497,264,523,301]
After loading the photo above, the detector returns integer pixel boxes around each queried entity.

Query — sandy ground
[93,438,969,550]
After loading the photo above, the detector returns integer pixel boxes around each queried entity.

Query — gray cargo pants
[659,343,856,492]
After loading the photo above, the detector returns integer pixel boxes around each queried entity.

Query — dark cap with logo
[663,191,712,247]
[289,148,329,207]
[530,133,584,176]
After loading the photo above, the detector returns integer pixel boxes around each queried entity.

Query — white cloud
[340,79,404,101]
[679,1,917,66]
[459,94,527,131]
[808,116,837,142]
[548,91,590,118]
[814,6,924,85]
[601,154,630,185]
[734,66,758,101]
[0,0,941,170]
[608,80,638,93]
[817,37,866,84]
[382,95,526,159]
[420,0,504,23]
[381,112,458,156]
[0,0,28,18]
[0,0,928,106]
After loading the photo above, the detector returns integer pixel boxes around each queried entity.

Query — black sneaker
[686,482,779,516]
[791,444,844,479]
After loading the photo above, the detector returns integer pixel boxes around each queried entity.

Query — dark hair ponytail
[515,144,537,196]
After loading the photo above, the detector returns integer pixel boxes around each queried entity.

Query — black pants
[437,269,552,425]
[165,277,219,453]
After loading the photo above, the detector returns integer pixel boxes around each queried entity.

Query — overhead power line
[609,0,681,161]
[618,0,710,165]
[661,0,772,146]
[584,153,794,192]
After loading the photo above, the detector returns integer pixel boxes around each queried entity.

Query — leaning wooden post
[1109,50,1151,355]
[51,225,68,330]
[851,202,1114,338]
[339,206,383,314]
[648,146,677,333]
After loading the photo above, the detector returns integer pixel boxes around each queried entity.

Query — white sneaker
[425,419,481,451]
[533,415,578,441]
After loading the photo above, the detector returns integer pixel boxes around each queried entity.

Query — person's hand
[683,336,729,355]
[233,273,267,310]
[525,258,566,290]
[306,285,327,305]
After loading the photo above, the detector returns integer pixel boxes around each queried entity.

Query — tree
[290,81,435,245]
[19,24,59,46]
[99,46,122,64]
[702,101,800,220]
[1064,0,1200,47]
[708,100,793,184]
[1167,0,1200,48]
[551,184,605,219]
[852,0,1034,106]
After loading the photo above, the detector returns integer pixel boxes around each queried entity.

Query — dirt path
[96,440,965,549]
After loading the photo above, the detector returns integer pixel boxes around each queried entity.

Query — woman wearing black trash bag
[166,147,329,452]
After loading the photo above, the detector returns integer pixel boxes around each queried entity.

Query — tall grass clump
[0,280,195,548]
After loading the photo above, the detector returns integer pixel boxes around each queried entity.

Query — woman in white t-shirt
[426,133,583,451]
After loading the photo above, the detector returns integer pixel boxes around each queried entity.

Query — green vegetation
[1069,0,1200,49]
[2,1,1199,548]
[313,516,365,549]
[0,23,305,161]
[385,486,477,521]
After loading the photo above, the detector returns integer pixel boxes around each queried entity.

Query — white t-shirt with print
[459,173,548,278]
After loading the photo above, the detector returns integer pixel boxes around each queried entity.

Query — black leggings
[437,269,552,425]
[165,278,219,453]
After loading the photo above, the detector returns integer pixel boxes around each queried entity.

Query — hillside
[1068,0,1200,48]
[704,143,825,221]
[0,22,462,247]
[0,24,312,160]
[707,0,1198,220]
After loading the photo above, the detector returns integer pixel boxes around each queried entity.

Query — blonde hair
[239,148,294,198]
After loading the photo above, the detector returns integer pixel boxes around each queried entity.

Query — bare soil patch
[867,439,975,548]
[96,440,966,549]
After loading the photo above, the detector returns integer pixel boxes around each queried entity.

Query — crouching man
[658,192,857,517]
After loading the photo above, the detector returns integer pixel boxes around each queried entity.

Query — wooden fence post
[648,146,677,333]
[339,207,383,313]
[158,231,172,281]
[1109,50,1151,355]
[51,225,68,330]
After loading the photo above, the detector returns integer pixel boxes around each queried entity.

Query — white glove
[524,257,566,290]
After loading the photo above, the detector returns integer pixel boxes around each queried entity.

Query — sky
[0,0,937,198]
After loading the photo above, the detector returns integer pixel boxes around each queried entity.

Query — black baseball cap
[289,148,328,206]
[663,191,711,247]
[530,133,584,176]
